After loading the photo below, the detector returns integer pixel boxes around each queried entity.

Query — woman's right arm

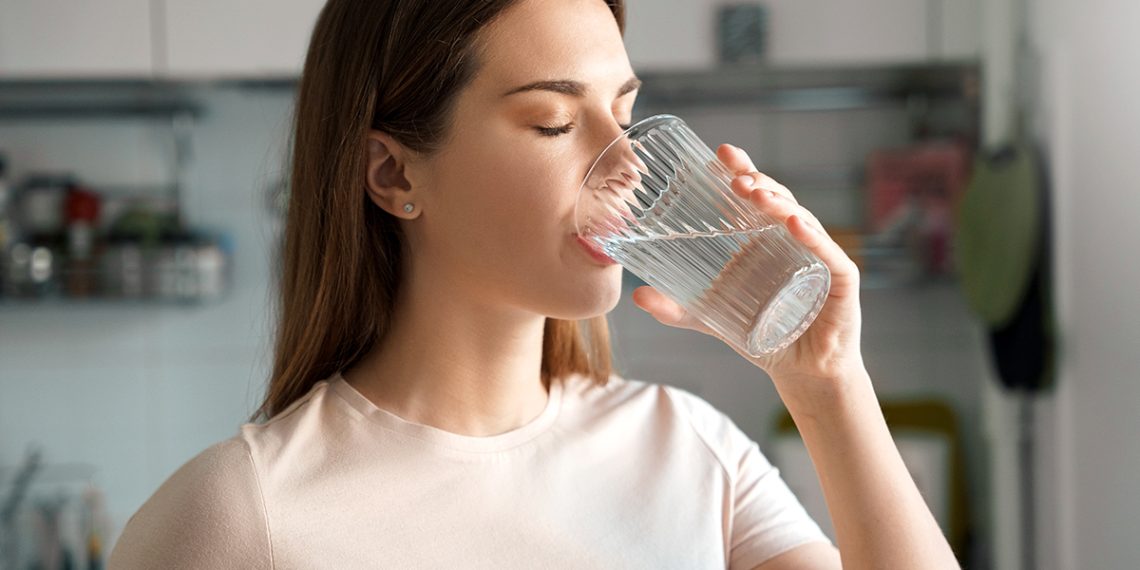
[107,438,273,569]
[765,367,960,570]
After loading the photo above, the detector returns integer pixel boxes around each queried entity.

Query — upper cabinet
[0,0,977,79]
[0,0,325,79]
[764,0,981,65]
[624,0,718,71]
[765,0,930,65]
[160,0,325,78]
[937,0,982,61]
[0,0,154,78]
[626,0,979,70]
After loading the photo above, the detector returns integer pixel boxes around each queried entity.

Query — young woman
[109,0,959,568]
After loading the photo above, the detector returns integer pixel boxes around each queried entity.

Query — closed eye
[535,123,575,137]
[535,122,633,137]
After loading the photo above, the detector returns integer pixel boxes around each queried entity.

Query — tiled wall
[0,88,990,558]
[0,88,294,543]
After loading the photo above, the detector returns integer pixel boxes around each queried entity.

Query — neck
[343,274,549,437]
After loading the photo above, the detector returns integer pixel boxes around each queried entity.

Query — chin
[542,268,623,320]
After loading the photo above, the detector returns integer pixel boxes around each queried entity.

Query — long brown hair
[253,0,627,422]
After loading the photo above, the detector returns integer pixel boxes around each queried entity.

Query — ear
[364,130,419,218]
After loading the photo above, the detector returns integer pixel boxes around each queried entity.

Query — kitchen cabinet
[937,0,982,60]
[0,0,325,79]
[625,0,980,70]
[624,0,717,70]
[160,0,325,78]
[766,0,980,64]
[0,0,979,79]
[0,0,153,78]
[766,0,931,65]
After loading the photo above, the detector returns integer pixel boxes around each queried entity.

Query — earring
[403,202,415,214]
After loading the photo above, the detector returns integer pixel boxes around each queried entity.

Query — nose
[589,118,646,192]
[577,115,652,239]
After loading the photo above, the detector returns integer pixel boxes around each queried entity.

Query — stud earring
[403,203,415,214]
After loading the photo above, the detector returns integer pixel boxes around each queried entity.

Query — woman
[109,0,959,568]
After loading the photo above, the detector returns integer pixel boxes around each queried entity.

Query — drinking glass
[575,114,831,357]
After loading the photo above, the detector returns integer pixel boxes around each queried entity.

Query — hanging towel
[955,142,1056,391]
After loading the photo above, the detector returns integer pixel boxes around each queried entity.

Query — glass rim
[574,114,683,238]
[577,113,681,194]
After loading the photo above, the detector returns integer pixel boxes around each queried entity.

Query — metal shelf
[0,62,978,118]
[0,79,204,120]
[632,61,979,112]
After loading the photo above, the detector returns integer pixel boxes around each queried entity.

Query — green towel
[954,145,1040,328]
[956,142,1057,392]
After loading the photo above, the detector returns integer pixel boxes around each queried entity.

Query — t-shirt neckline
[327,371,564,454]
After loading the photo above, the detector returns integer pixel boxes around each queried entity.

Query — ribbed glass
[575,114,831,356]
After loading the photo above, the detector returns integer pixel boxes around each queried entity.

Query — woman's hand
[631,144,866,407]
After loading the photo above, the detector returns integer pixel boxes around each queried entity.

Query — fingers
[736,183,828,242]
[717,144,798,205]
[717,143,757,174]
[718,152,856,283]
[731,171,798,206]
[632,286,710,333]
[785,214,860,288]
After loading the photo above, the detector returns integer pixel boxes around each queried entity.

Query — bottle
[63,182,102,298]
[82,484,108,570]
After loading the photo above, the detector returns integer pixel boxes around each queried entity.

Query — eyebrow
[501,76,642,99]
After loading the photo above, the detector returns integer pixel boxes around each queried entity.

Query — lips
[588,211,634,237]
[575,234,618,265]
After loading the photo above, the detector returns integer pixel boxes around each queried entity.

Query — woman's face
[405,0,638,320]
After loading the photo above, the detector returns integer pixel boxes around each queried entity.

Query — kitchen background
[0,0,1136,569]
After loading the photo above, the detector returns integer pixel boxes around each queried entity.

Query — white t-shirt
[108,371,829,569]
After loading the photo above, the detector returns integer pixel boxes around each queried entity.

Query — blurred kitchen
[0,0,1136,568]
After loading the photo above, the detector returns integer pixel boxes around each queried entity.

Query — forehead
[472,0,631,97]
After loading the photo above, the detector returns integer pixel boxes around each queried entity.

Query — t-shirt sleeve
[666,385,831,569]
[107,436,273,569]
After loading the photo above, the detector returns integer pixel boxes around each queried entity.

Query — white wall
[1032,0,1140,567]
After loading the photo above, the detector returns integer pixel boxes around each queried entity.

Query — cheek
[431,139,624,316]
[431,126,590,276]
[466,142,579,238]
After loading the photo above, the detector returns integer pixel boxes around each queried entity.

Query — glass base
[745,263,831,357]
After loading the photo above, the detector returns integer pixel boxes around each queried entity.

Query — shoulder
[108,436,273,569]
[567,372,733,427]
[239,378,343,466]
[567,373,756,476]
[562,372,689,426]
[659,382,751,449]
[657,381,768,479]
